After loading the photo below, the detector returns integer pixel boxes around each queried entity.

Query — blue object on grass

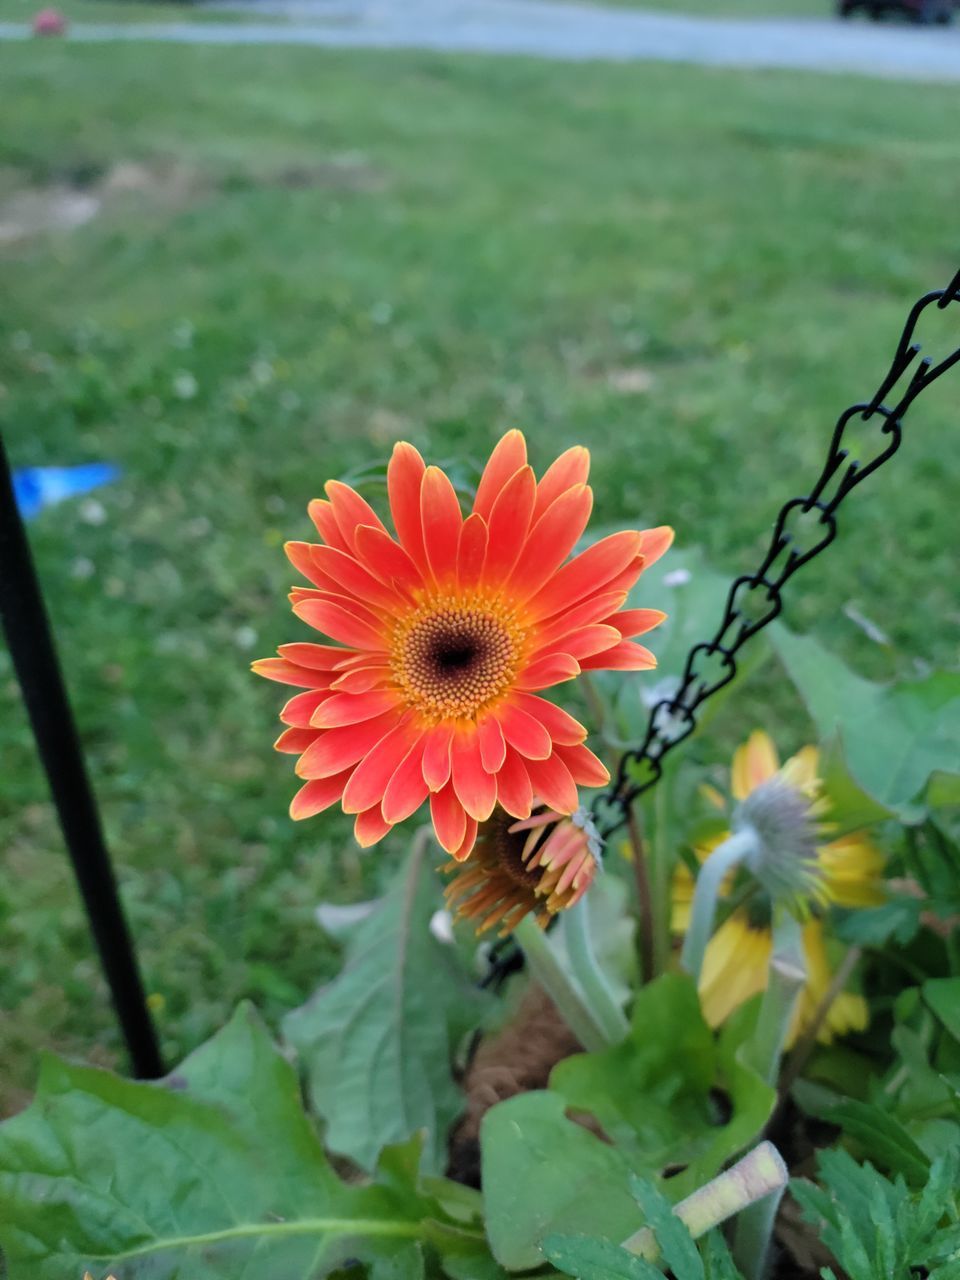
[12,463,121,519]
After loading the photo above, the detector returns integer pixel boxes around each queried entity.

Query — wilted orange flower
[254,431,670,858]
[444,805,601,934]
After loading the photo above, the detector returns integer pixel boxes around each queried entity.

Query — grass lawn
[1,42,958,1112]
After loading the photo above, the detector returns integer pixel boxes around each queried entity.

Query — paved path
[2,0,959,81]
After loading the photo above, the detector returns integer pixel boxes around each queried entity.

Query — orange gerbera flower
[444,805,601,935]
[254,431,671,858]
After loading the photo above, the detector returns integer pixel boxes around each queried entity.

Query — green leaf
[284,838,484,1173]
[772,626,960,818]
[542,1233,662,1280]
[825,1100,931,1186]
[923,978,960,1045]
[480,1091,641,1271]
[628,1178,702,1279]
[549,976,774,1198]
[0,1004,430,1279]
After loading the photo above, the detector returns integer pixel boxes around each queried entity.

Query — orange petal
[515,695,587,746]
[325,479,388,554]
[533,445,591,521]
[515,653,581,690]
[451,733,498,822]
[473,429,528,521]
[296,711,400,779]
[382,739,429,825]
[290,770,353,820]
[420,465,462,586]
[354,805,393,848]
[527,531,642,622]
[277,642,353,670]
[554,741,610,787]
[508,484,594,603]
[329,665,392,694]
[312,546,408,613]
[311,689,399,729]
[281,689,332,727]
[477,714,507,772]
[354,524,425,595]
[252,658,336,689]
[483,464,536,584]
[431,782,468,854]
[539,625,621,662]
[307,498,350,552]
[496,748,534,819]
[285,541,336,590]
[606,608,667,639]
[422,725,454,792]
[388,442,429,572]
[292,599,386,652]
[499,702,553,760]
[451,815,479,862]
[579,640,657,671]
[341,718,419,815]
[525,753,578,814]
[533,590,627,647]
[274,726,319,754]
[457,512,488,592]
[637,526,675,568]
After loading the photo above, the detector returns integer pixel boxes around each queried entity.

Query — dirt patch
[0,160,200,246]
[0,153,386,246]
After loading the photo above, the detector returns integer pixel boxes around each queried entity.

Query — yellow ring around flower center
[391,594,526,722]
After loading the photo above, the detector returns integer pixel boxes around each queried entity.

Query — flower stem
[563,899,629,1045]
[626,804,656,986]
[622,1141,788,1260]
[514,915,608,1052]
[731,1181,787,1280]
[680,828,758,986]
[745,911,807,1086]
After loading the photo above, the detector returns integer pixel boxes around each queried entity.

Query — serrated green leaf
[628,1178,703,1279]
[826,1100,931,1186]
[0,1004,430,1279]
[772,626,960,818]
[480,1091,641,1271]
[284,839,485,1173]
[548,976,774,1198]
[542,1233,662,1280]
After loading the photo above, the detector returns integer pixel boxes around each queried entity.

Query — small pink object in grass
[32,8,68,35]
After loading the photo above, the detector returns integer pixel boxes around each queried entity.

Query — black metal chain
[592,268,960,840]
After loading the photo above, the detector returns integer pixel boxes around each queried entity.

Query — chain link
[593,269,960,839]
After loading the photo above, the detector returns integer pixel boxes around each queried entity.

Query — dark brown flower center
[492,817,547,891]
[392,596,524,721]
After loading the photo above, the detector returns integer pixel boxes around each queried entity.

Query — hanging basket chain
[593,269,960,840]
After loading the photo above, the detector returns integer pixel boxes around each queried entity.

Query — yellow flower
[673,729,884,1046]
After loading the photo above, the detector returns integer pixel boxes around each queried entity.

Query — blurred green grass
[1,43,958,1111]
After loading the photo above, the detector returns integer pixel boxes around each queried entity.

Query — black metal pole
[0,432,164,1079]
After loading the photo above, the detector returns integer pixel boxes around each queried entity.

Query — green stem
[627,804,656,985]
[648,781,672,977]
[680,828,758,986]
[622,1141,788,1260]
[514,915,608,1052]
[563,899,629,1045]
[745,912,807,1086]
[732,1183,787,1280]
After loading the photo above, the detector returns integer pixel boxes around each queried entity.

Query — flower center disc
[393,597,523,722]
[493,820,545,890]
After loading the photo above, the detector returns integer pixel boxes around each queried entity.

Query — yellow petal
[731,730,780,801]
[699,911,771,1027]
[818,834,886,907]
[780,744,821,798]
